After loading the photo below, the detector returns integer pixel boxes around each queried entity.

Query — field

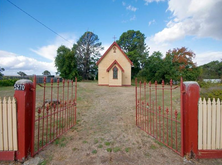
[0,82,222,164]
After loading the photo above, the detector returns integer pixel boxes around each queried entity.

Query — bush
[0,79,18,86]
[200,82,222,100]
[201,89,222,100]
[198,81,212,88]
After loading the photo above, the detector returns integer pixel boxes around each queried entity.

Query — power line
[7,0,73,45]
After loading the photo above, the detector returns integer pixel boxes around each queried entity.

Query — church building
[96,42,133,87]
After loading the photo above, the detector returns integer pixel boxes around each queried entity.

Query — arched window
[113,66,118,79]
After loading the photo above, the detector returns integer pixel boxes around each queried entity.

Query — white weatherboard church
[96,42,133,87]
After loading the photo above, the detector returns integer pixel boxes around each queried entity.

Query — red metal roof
[106,60,124,72]
[96,42,133,65]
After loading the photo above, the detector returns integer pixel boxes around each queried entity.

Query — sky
[0,0,222,76]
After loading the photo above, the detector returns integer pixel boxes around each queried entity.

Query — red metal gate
[31,76,77,156]
[135,78,184,156]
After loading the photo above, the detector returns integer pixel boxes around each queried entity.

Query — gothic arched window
[113,66,118,79]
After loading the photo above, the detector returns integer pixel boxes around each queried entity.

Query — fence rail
[0,97,17,151]
[198,98,222,150]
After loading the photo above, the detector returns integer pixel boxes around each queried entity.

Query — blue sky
[0,0,222,75]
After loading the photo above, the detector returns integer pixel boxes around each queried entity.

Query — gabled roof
[96,42,133,65]
[106,60,124,72]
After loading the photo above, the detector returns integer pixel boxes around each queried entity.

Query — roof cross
[113,35,116,42]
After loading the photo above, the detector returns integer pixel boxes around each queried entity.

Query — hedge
[0,79,19,87]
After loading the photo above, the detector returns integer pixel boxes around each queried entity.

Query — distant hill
[198,60,222,79]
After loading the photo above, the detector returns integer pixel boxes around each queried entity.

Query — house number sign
[14,84,25,91]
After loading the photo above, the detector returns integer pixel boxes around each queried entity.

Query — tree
[137,47,199,82]
[164,47,199,81]
[199,60,222,79]
[116,30,149,78]
[0,67,5,78]
[17,71,27,77]
[137,51,163,83]
[55,45,78,80]
[74,31,103,80]
[42,70,51,76]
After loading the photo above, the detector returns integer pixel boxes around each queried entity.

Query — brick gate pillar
[183,81,200,158]
[14,79,34,162]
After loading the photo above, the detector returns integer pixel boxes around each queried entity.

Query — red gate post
[14,79,34,162]
[183,81,200,158]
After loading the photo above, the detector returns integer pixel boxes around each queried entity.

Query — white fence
[203,79,221,83]
[198,98,222,150]
[0,97,18,151]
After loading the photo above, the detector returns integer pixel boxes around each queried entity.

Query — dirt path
[9,82,222,165]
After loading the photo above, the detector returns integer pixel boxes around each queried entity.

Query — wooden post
[14,79,34,162]
[183,81,199,158]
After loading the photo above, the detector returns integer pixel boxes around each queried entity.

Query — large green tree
[137,51,164,83]
[116,30,149,78]
[55,45,78,80]
[74,31,103,80]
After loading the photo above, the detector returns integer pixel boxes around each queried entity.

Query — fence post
[14,79,34,162]
[183,81,200,158]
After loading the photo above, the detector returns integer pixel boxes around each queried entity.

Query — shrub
[198,81,211,88]
[200,83,222,100]
[206,90,222,100]
[0,79,19,87]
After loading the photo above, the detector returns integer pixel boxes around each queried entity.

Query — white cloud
[30,33,76,61]
[130,15,136,21]
[30,45,59,61]
[152,22,187,43]
[0,50,56,75]
[0,33,77,75]
[126,5,138,12]
[194,51,222,66]
[148,19,156,26]
[121,15,136,23]
[122,2,126,6]
[146,37,170,57]
[144,0,165,5]
[152,0,222,43]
